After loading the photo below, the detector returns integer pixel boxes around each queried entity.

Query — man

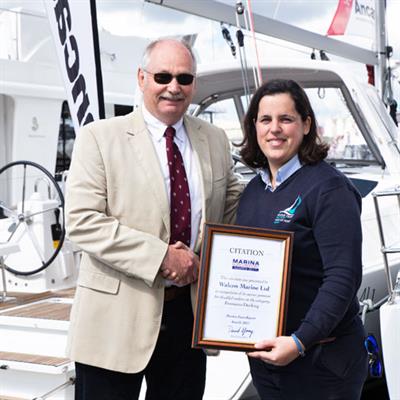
[65,38,242,400]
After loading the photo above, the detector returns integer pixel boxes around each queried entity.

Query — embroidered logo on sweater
[273,195,302,224]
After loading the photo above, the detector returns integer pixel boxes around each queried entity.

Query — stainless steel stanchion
[0,243,20,302]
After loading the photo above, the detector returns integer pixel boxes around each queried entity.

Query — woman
[236,79,368,399]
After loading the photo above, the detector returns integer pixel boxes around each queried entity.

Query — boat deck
[0,288,75,369]
[0,288,75,312]
[0,351,70,366]
[1,300,72,321]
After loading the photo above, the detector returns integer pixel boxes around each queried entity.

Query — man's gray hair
[141,37,197,74]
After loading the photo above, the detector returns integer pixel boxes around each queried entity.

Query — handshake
[160,241,200,286]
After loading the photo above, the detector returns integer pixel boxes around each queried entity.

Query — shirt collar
[259,154,302,191]
[142,103,184,143]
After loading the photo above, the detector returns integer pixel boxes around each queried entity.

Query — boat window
[197,87,376,166]
[55,102,134,175]
[115,104,134,116]
[56,101,75,175]
[364,85,399,144]
[197,98,242,144]
[305,87,375,163]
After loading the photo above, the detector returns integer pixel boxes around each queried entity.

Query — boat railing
[372,186,400,301]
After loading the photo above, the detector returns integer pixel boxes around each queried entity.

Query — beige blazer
[65,109,242,373]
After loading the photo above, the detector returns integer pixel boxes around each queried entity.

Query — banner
[327,0,375,45]
[43,0,105,134]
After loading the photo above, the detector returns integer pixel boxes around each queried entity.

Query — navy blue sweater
[236,161,363,348]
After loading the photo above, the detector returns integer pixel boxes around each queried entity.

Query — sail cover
[43,0,105,134]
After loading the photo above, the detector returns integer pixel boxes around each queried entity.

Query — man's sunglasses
[364,334,383,378]
[145,71,194,86]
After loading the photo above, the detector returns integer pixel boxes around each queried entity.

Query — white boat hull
[380,301,400,400]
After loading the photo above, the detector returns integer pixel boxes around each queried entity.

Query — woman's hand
[247,336,302,366]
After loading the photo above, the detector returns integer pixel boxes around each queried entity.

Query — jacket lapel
[124,111,213,243]
[184,115,212,246]
[125,110,170,234]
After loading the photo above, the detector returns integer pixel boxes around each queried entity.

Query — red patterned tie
[165,126,191,247]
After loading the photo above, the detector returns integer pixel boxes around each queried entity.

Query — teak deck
[0,288,75,369]
[0,351,69,367]
[1,301,71,321]
[0,288,74,312]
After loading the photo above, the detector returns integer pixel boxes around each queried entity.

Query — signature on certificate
[228,326,254,338]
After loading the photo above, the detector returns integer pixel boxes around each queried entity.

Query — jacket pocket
[78,269,121,294]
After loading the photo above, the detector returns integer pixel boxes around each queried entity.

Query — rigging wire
[234,3,251,107]
[240,5,260,93]
[236,29,250,108]
[246,0,262,87]
[272,0,282,20]
[220,20,251,107]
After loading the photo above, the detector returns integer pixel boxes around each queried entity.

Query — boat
[1,2,399,399]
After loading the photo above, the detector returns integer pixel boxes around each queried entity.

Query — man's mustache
[161,93,185,101]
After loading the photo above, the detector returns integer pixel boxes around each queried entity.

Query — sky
[1,0,400,98]
[94,0,400,98]
[95,1,399,59]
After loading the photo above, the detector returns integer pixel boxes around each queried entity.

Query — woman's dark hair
[240,79,329,169]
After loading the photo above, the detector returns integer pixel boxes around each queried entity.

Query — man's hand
[247,336,301,366]
[161,241,199,286]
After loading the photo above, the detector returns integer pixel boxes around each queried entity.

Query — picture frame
[192,223,293,351]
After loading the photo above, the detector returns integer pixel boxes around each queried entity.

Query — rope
[246,0,262,87]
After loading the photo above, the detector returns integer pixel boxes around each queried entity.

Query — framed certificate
[192,223,293,351]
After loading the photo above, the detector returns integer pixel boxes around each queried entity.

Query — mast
[375,0,388,99]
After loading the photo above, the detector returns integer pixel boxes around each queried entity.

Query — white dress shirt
[142,105,202,250]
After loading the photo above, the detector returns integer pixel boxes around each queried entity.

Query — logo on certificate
[232,258,260,271]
